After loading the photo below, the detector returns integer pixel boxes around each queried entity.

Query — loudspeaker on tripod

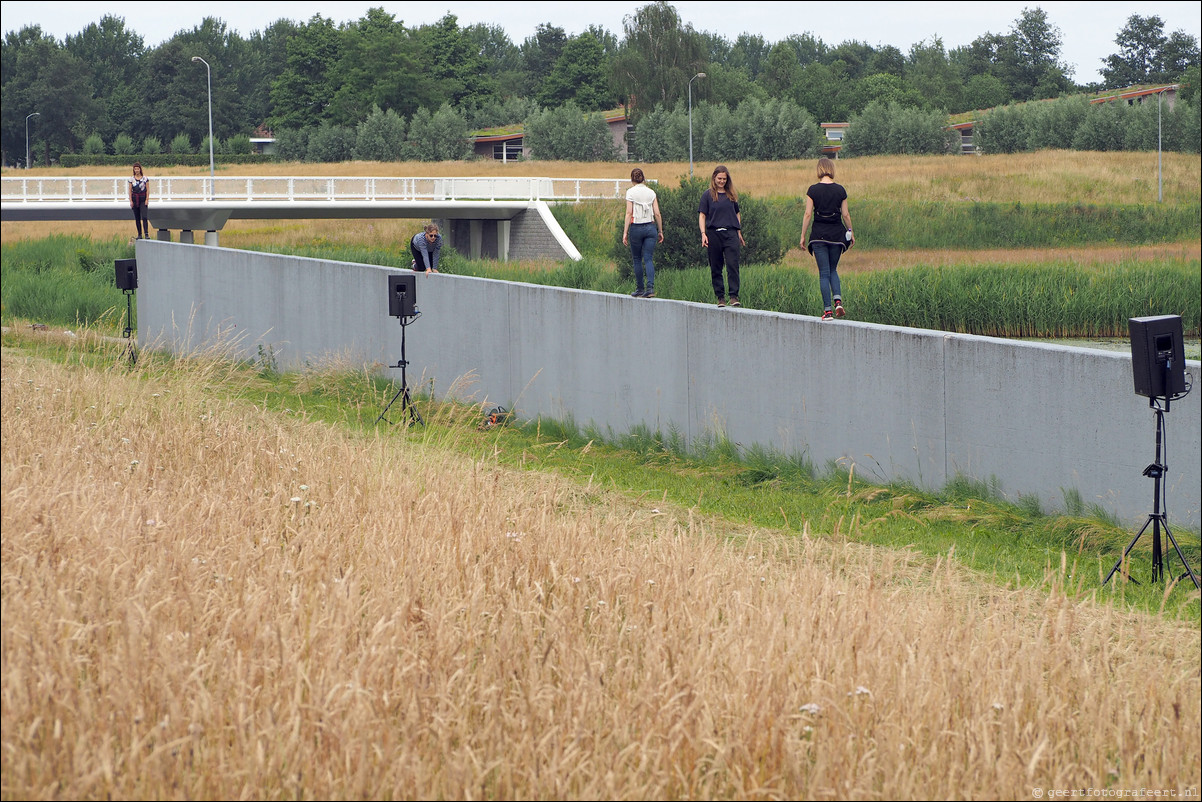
[115,258,138,291]
[1129,315,1185,399]
[388,273,417,318]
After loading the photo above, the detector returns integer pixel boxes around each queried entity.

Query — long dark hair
[708,165,737,202]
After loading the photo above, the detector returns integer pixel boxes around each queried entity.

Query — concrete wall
[135,240,1202,529]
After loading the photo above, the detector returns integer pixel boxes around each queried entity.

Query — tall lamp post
[25,112,40,169]
[191,56,214,198]
[688,72,706,178]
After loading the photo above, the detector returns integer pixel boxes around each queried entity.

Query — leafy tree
[826,40,875,80]
[354,104,407,161]
[1006,7,1073,99]
[728,33,771,80]
[112,133,135,154]
[64,15,145,143]
[1180,64,1202,104]
[404,104,470,161]
[701,62,765,109]
[905,37,960,112]
[305,122,355,162]
[1023,95,1091,151]
[868,45,906,77]
[631,103,689,162]
[961,73,1009,112]
[269,14,341,130]
[170,133,193,154]
[520,23,568,98]
[141,136,162,155]
[539,31,615,111]
[524,102,618,160]
[1071,99,1129,151]
[975,104,1029,153]
[852,73,924,113]
[327,8,431,124]
[415,14,498,109]
[843,100,952,156]
[272,128,309,162]
[1101,15,1167,88]
[224,133,252,155]
[82,133,106,155]
[464,23,524,97]
[759,41,804,103]
[1159,31,1201,84]
[611,1,706,114]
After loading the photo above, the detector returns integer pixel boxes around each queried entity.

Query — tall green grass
[4,235,1198,339]
[0,235,136,328]
[551,199,1202,255]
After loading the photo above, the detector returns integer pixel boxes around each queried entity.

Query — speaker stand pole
[1103,389,1199,590]
[376,315,423,426]
[123,289,137,366]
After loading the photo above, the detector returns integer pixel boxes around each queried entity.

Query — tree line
[2,2,1199,166]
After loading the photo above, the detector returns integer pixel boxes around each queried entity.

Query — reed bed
[2,342,1199,800]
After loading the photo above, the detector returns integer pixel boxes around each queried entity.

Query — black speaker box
[114,258,138,290]
[388,273,417,318]
[1129,315,1186,399]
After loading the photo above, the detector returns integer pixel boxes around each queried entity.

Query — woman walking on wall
[800,157,854,320]
[622,167,663,297]
[698,165,745,308]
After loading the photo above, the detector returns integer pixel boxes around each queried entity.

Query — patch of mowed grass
[5,323,1196,620]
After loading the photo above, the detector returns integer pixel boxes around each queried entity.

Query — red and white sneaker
[821,310,834,321]
[834,300,846,318]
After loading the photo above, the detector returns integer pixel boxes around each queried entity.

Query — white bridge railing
[1,176,640,203]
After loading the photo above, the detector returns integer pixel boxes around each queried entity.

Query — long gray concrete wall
[135,240,1202,529]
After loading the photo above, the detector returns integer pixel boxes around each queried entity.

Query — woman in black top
[127,162,150,240]
[697,165,745,307]
[800,157,854,320]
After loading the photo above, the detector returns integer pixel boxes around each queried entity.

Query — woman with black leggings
[128,162,150,239]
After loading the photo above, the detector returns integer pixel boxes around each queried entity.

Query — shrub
[525,102,618,161]
[272,129,309,162]
[355,104,407,162]
[170,134,193,154]
[141,136,163,155]
[224,134,253,155]
[112,133,135,155]
[976,104,1030,154]
[405,104,470,162]
[306,123,355,163]
[82,134,106,155]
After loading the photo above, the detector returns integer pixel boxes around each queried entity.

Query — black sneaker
[644,289,655,298]
[631,289,645,297]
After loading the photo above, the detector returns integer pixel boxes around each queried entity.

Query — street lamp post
[688,72,706,178]
[25,112,40,169]
[191,56,215,198]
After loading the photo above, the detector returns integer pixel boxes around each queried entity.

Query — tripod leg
[376,385,406,425]
[1160,522,1201,590]
[1103,516,1154,586]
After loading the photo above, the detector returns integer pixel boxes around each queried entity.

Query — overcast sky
[2,1,1199,86]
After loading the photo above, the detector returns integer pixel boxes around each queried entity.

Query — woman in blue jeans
[800,157,855,320]
[622,168,663,297]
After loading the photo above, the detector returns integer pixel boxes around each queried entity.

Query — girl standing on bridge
[127,163,150,239]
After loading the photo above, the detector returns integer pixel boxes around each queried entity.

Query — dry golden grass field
[5,152,1198,274]
[2,332,1199,800]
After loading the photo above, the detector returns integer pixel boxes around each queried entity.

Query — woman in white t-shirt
[622,168,663,298]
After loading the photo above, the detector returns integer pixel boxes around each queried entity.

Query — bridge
[0,175,636,260]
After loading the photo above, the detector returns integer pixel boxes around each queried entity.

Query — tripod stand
[122,288,138,366]
[1103,391,1199,589]
[376,313,423,426]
